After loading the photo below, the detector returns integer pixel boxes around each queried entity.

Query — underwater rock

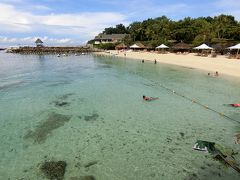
[24,112,71,143]
[84,113,99,121]
[234,133,240,144]
[179,132,185,138]
[84,161,98,168]
[40,160,67,180]
[70,176,95,180]
[53,101,70,107]
[58,93,75,100]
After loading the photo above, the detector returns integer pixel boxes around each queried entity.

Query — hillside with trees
[97,14,240,48]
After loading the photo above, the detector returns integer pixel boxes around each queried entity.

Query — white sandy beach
[95,51,240,78]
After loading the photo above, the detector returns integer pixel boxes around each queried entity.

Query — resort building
[93,34,127,44]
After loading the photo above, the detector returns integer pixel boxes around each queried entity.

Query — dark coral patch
[24,112,71,143]
[84,113,99,121]
[40,161,67,180]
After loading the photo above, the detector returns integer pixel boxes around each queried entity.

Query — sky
[0,0,239,47]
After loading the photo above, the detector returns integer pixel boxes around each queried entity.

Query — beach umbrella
[130,44,140,49]
[228,43,240,49]
[228,43,240,55]
[156,44,169,49]
[194,43,213,50]
[172,42,192,53]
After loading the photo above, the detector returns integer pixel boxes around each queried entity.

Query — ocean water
[0,52,240,180]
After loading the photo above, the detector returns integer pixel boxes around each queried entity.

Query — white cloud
[0,2,128,45]
[0,36,75,46]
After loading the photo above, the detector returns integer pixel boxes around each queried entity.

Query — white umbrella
[194,43,213,50]
[228,43,240,50]
[130,44,140,49]
[156,44,169,49]
[228,43,240,55]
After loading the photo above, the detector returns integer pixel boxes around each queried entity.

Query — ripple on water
[0,80,24,91]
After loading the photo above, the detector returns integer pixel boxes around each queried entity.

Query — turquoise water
[0,52,240,179]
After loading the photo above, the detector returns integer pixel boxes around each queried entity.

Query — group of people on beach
[208,71,219,76]
[141,59,157,64]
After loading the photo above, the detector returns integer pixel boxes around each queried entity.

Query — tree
[103,24,128,34]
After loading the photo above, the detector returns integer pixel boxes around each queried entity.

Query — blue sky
[0,0,239,46]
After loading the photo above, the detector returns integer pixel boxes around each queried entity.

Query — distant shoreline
[95,50,240,78]
[7,46,100,54]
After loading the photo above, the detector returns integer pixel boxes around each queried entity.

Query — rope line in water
[150,80,239,124]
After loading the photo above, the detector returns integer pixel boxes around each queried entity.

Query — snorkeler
[143,95,159,101]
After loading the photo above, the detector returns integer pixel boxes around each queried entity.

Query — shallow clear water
[0,52,240,180]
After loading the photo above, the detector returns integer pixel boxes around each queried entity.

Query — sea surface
[0,52,240,180]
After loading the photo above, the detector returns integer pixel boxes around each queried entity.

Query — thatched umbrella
[115,43,127,50]
[135,42,145,49]
[172,42,191,53]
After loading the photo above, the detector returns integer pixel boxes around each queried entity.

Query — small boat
[81,53,86,55]
[57,54,60,57]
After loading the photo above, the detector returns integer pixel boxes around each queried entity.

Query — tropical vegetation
[96,14,240,48]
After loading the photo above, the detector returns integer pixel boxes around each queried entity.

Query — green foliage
[103,24,128,34]
[98,14,240,46]
[95,43,116,50]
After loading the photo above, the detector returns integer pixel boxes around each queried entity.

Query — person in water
[215,71,219,76]
[143,95,159,101]
[142,59,144,63]
[230,104,240,107]
[154,59,157,64]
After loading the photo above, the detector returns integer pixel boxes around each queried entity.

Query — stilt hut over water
[35,38,44,47]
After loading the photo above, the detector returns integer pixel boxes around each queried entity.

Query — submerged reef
[84,113,99,121]
[24,112,71,143]
[57,93,75,100]
[40,160,67,180]
[70,176,96,180]
[50,93,75,107]
[52,101,70,107]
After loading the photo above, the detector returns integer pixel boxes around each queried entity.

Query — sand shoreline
[95,50,240,78]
